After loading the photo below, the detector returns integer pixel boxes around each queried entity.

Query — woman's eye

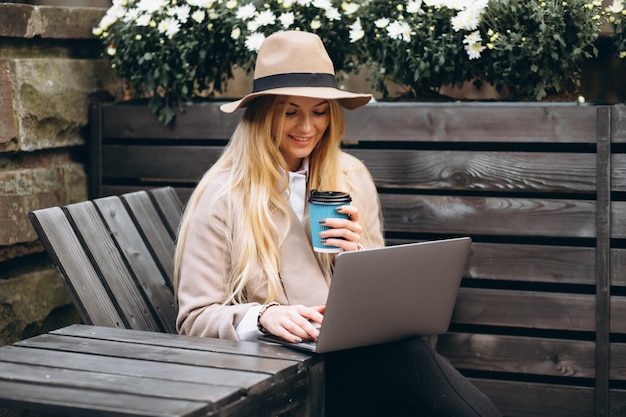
[285,111,297,116]
[313,110,327,116]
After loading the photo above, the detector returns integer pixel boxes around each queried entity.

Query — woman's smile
[274,96,330,171]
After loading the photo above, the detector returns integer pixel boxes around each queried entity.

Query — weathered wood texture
[29,187,182,333]
[26,188,324,417]
[0,324,323,417]
[89,101,626,417]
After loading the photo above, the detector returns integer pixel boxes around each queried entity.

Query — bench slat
[102,144,224,181]
[0,360,241,403]
[18,334,299,381]
[122,190,176,288]
[471,379,594,417]
[149,187,184,238]
[0,345,268,388]
[452,288,595,331]
[0,380,209,417]
[438,333,595,378]
[94,196,177,333]
[381,194,596,238]
[28,207,124,328]
[343,103,598,143]
[349,149,596,193]
[65,200,162,332]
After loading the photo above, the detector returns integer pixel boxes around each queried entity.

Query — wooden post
[595,106,611,417]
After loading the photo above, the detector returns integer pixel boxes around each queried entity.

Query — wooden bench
[23,186,324,417]
[0,324,323,417]
[87,101,626,417]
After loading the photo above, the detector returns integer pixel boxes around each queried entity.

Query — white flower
[236,4,257,20]
[451,8,482,31]
[279,12,295,28]
[247,20,260,32]
[609,0,624,13]
[463,30,482,45]
[465,41,485,59]
[136,14,152,26]
[325,7,341,20]
[311,19,322,30]
[173,5,191,24]
[406,0,423,14]
[313,0,332,9]
[374,18,389,28]
[254,10,276,26]
[245,32,266,51]
[226,0,238,10]
[137,0,164,14]
[387,20,411,42]
[349,18,365,42]
[231,27,241,39]
[342,2,359,15]
[463,31,485,59]
[188,0,214,7]
[283,0,295,8]
[296,0,313,6]
[191,10,206,23]
[157,17,181,38]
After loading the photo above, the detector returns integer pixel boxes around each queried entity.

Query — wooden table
[0,324,324,417]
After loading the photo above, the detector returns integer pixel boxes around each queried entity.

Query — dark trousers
[324,337,502,417]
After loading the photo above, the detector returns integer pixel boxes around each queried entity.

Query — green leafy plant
[606,0,626,60]
[94,0,611,124]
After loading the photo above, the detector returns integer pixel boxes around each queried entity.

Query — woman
[175,30,501,416]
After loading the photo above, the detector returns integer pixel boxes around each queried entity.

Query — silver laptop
[259,237,471,353]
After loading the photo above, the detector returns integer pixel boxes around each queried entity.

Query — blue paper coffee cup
[308,190,351,253]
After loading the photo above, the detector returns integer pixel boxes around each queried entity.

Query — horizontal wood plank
[380,194,596,238]
[17,333,300,380]
[343,103,599,143]
[0,380,210,417]
[101,101,240,140]
[452,288,595,331]
[102,144,224,182]
[52,324,317,363]
[438,333,596,378]
[466,242,595,285]
[0,360,241,404]
[0,344,268,388]
[348,149,596,193]
[471,379,594,417]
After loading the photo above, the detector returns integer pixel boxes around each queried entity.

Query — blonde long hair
[174,95,347,304]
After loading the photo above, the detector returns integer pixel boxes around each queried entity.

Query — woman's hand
[259,304,325,343]
[319,205,363,252]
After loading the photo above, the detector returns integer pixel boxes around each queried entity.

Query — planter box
[90,101,626,417]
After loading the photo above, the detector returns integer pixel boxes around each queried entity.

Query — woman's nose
[297,114,313,132]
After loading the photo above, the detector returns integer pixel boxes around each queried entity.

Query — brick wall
[0,4,119,346]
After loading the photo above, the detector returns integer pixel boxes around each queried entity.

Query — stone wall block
[0,266,76,347]
[0,162,86,248]
[12,57,117,151]
[0,59,18,153]
[0,4,105,40]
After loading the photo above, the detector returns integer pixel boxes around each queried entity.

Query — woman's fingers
[319,205,362,251]
[260,305,324,342]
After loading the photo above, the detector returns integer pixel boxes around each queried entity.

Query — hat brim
[220,87,372,113]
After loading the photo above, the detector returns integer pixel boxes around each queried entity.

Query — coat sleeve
[175,187,256,340]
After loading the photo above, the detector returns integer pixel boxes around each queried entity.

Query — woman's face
[273,96,330,172]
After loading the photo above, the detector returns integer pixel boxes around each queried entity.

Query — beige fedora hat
[220,31,372,113]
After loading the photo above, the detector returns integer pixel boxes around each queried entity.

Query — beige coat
[176,152,385,340]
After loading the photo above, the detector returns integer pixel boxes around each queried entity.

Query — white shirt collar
[287,158,309,222]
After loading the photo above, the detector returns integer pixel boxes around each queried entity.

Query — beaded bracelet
[257,301,280,334]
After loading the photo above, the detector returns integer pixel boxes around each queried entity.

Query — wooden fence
[90,101,626,417]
